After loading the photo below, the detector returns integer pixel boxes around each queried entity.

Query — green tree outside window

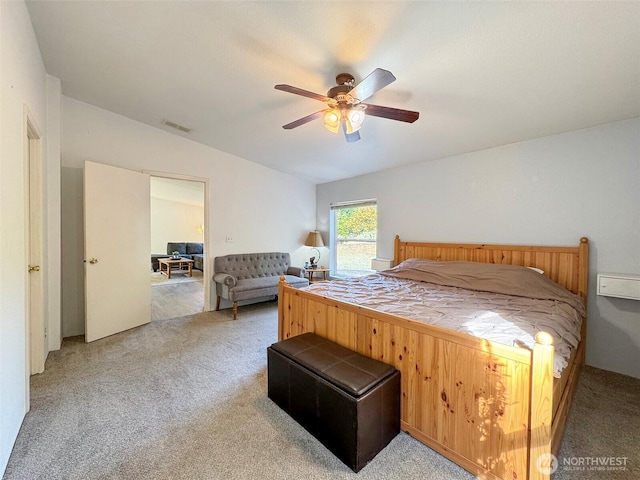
[336,206,377,239]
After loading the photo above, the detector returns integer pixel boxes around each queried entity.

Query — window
[330,200,377,277]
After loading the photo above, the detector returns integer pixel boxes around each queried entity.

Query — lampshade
[347,106,365,131]
[323,109,340,134]
[304,231,324,247]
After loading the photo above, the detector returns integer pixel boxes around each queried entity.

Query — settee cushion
[230,275,307,302]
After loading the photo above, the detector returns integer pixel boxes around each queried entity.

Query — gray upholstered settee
[213,252,308,319]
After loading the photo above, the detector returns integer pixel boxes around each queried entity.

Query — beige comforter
[305,259,585,377]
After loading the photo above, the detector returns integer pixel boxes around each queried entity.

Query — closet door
[84,161,151,342]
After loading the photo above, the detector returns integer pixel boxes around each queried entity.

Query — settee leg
[216,296,221,311]
[233,302,238,320]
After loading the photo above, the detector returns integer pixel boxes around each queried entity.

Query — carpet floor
[3,304,639,480]
[151,270,203,285]
[151,279,204,322]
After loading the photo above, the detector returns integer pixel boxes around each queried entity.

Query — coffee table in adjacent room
[158,258,194,279]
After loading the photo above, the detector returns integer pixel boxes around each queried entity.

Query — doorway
[82,164,210,342]
[148,175,208,321]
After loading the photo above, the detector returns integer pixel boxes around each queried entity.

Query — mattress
[304,259,585,377]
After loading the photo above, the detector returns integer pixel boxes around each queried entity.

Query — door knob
[28,265,40,272]
[89,258,99,264]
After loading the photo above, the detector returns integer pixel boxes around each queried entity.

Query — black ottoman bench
[267,333,400,472]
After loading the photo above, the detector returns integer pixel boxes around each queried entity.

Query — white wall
[0,1,61,474]
[61,96,316,336]
[151,197,204,253]
[150,177,205,253]
[317,118,640,379]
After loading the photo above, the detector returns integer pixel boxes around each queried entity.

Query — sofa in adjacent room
[151,242,204,271]
[213,252,308,319]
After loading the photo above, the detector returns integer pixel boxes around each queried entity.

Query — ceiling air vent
[161,119,192,133]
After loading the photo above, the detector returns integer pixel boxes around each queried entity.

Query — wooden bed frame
[278,236,589,480]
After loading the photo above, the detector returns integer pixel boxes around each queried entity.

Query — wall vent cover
[161,119,192,133]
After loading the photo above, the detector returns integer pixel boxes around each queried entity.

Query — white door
[26,115,45,375]
[84,161,151,342]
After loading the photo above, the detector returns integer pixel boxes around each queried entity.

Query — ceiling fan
[275,68,419,143]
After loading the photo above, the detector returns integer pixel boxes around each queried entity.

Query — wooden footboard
[280,282,543,478]
[277,237,588,480]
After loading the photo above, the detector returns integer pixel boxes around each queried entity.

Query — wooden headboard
[393,236,589,301]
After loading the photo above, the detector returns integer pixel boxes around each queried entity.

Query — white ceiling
[26,1,640,185]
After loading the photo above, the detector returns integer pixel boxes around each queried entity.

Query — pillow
[527,267,544,274]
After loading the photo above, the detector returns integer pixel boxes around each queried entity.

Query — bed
[277,236,588,480]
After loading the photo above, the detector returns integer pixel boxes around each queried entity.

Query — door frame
[144,170,211,312]
[24,106,45,386]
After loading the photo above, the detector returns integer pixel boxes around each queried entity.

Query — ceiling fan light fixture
[275,68,419,142]
[347,106,366,131]
[323,108,341,134]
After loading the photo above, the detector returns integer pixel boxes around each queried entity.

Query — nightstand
[306,268,329,283]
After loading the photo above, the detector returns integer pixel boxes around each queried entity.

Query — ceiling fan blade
[363,104,420,123]
[282,110,324,130]
[348,68,396,102]
[274,84,330,103]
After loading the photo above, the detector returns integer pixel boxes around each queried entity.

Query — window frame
[329,199,378,278]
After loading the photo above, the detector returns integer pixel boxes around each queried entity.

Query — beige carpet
[151,269,203,285]
[3,304,640,480]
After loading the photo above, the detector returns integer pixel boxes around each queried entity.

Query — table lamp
[304,231,324,268]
